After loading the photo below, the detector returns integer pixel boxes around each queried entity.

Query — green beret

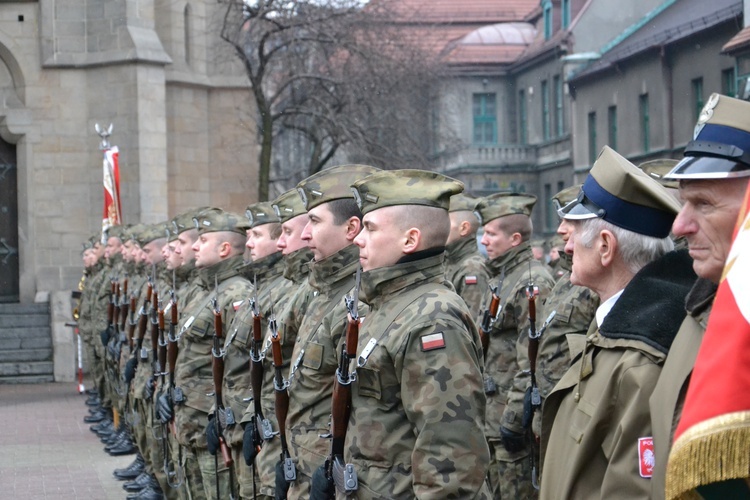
[666,93,750,179]
[351,169,464,216]
[193,208,250,235]
[474,193,537,226]
[136,222,169,247]
[449,192,479,212]
[638,159,679,190]
[297,164,379,211]
[559,146,680,238]
[272,188,307,223]
[245,201,279,228]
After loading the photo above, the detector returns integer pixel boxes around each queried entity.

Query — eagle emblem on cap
[695,92,720,136]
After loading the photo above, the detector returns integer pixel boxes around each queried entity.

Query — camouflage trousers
[487,439,538,500]
[285,466,311,498]
[134,400,153,475]
[231,445,273,500]
[144,400,180,500]
[195,446,233,500]
[175,444,205,500]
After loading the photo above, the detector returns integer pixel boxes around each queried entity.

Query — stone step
[0,348,52,363]
[0,334,52,351]
[0,374,55,384]
[0,326,52,339]
[0,314,50,328]
[0,361,54,377]
[0,303,49,315]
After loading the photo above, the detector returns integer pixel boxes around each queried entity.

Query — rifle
[479,267,505,358]
[163,271,184,488]
[249,274,272,455]
[119,274,129,333]
[325,267,361,495]
[135,275,154,365]
[210,278,234,500]
[270,312,297,484]
[523,266,554,491]
[127,295,137,351]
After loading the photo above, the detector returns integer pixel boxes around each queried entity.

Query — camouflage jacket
[481,242,554,439]
[503,253,599,434]
[345,253,490,499]
[219,252,284,447]
[93,254,124,334]
[173,255,253,448]
[283,247,314,284]
[547,258,566,282]
[234,251,308,497]
[539,250,695,499]
[131,263,171,402]
[286,244,361,479]
[79,260,105,342]
[175,260,202,314]
[649,279,715,499]
[444,236,490,318]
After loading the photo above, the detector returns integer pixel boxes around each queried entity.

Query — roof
[445,22,537,65]
[723,25,750,54]
[378,0,538,24]
[571,0,742,81]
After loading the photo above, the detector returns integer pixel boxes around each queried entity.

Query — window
[473,93,497,144]
[639,93,650,153]
[561,0,571,29]
[607,105,617,151]
[184,4,192,65]
[692,78,704,121]
[722,68,737,98]
[543,0,553,40]
[519,90,528,145]
[542,80,550,141]
[588,111,597,165]
[554,75,564,137]
[557,180,565,194]
[545,183,553,231]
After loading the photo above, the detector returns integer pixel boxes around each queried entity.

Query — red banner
[101,146,121,241]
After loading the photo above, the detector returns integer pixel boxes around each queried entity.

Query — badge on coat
[233,300,243,311]
[421,332,446,352]
[464,275,478,285]
[638,436,654,478]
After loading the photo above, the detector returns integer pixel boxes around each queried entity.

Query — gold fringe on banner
[666,411,750,499]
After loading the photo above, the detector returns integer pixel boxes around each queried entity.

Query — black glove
[275,460,291,500]
[243,420,260,466]
[499,426,526,453]
[206,415,220,456]
[157,392,173,423]
[123,357,137,384]
[142,376,155,401]
[309,463,335,500]
[99,327,112,346]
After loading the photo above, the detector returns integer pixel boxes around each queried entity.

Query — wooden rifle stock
[135,280,153,352]
[479,268,505,356]
[330,312,359,460]
[120,277,129,331]
[151,289,160,367]
[270,317,293,465]
[249,287,265,449]
[527,295,538,374]
[211,292,233,467]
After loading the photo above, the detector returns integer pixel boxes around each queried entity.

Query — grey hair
[577,218,674,274]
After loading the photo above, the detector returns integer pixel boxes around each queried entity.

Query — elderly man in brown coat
[539,146,696,499]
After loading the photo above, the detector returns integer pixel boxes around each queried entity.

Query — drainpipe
[661,44,675,154]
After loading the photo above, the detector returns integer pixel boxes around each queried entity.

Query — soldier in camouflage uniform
[474,193,554,499]
[281,164,378,497]
[336,169,490,498]
[78,235,106,406]
[236,191,314,499]
[204,201,282,499]
[125,223,172,499]
[169,208,253,500]
[502,185,599,474]
[545,235,565,282]
[444,192,490,318]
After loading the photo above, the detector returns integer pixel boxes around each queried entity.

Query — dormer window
[543,0,553,40]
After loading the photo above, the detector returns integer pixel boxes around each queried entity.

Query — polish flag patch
[465,275,478,285]
[421,332,446,352]
[638,437,654,478]
[233,300,244,311]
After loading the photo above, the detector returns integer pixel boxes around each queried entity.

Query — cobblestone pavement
[0,382,130,499]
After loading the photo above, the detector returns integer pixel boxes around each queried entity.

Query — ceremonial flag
[102,145,121,241]
[666,182,750,499]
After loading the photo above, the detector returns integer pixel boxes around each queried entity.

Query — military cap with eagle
[473,192,537,226]
[296,164,380,211]
[666,93,750,179]
[193,207,250,235]
[272,188,307,223]
[245,201,279,228]
[350,169,464,215]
